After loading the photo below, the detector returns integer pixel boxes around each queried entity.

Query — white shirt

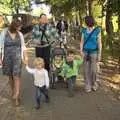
[26,66,49,88]
[61,21,65,31]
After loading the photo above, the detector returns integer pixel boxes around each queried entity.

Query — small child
[26,57,50,110]
[51,55,64,88]
[60,49,83,97]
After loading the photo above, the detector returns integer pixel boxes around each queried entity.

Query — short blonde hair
[33,57,45,68]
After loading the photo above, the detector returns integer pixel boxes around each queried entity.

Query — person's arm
[26,66,35,74]
[80,34,84,58]
[48,27,59,46]
[0,57,2,66]
[32,25,40,38]
[51,28,58,36]
[23,50,28,64]
[98,32,102,61]
[75,56,83,66]
[19,31,28,64]
[0,32,3,65]
[44,70,49,89]
[65,21,68,32]
[0,28,7,65]
[0,54,2,67]
[56,22,60,30]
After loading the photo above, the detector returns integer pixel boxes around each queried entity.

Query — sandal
[12,95,21,107]
[15,98,20,107]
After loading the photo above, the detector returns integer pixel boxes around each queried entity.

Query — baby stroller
[50,46,67,89]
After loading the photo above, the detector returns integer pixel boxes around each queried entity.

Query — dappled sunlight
[99,58,120,99]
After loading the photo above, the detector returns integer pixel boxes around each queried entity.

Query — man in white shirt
[56,18,68,47]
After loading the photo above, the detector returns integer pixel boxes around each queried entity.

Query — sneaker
[84,85,92,93]
[85,88,92,93]
[92,82,98,91]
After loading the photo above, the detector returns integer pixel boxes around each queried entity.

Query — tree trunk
[14,0,20,15]
[118,14,120,32]
[105,11,112,35]
[78,10,83,39]
[15,8,19,15]
[87,0,92,16]
[105,0,113,52]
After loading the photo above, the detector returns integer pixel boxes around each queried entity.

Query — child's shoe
[84,86,92,93]
[85,89,92,93]
[92,82,98,91]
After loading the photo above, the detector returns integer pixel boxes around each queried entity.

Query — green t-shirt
[60,59,83,78]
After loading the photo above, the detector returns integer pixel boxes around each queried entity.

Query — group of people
[0,13,102,109]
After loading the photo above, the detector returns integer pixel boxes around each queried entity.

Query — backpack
[39,24,49,45]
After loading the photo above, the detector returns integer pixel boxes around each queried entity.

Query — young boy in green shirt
[60,49,83,97]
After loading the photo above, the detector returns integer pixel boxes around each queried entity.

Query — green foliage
[0,0,31,15]
[92,1,102,18]
[98,0,120,16]
[48,0,87,19]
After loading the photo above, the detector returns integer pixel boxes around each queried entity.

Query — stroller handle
[37,41,55,48]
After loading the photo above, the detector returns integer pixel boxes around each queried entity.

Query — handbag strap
[39,24,49,45]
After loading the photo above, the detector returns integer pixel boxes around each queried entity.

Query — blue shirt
[82,27,101,54]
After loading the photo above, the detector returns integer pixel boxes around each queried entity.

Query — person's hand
[0,57,2,65]
[97,54,101,62]
[23,56,28,66]
[80,50,84,58]
[0,58,2,68]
